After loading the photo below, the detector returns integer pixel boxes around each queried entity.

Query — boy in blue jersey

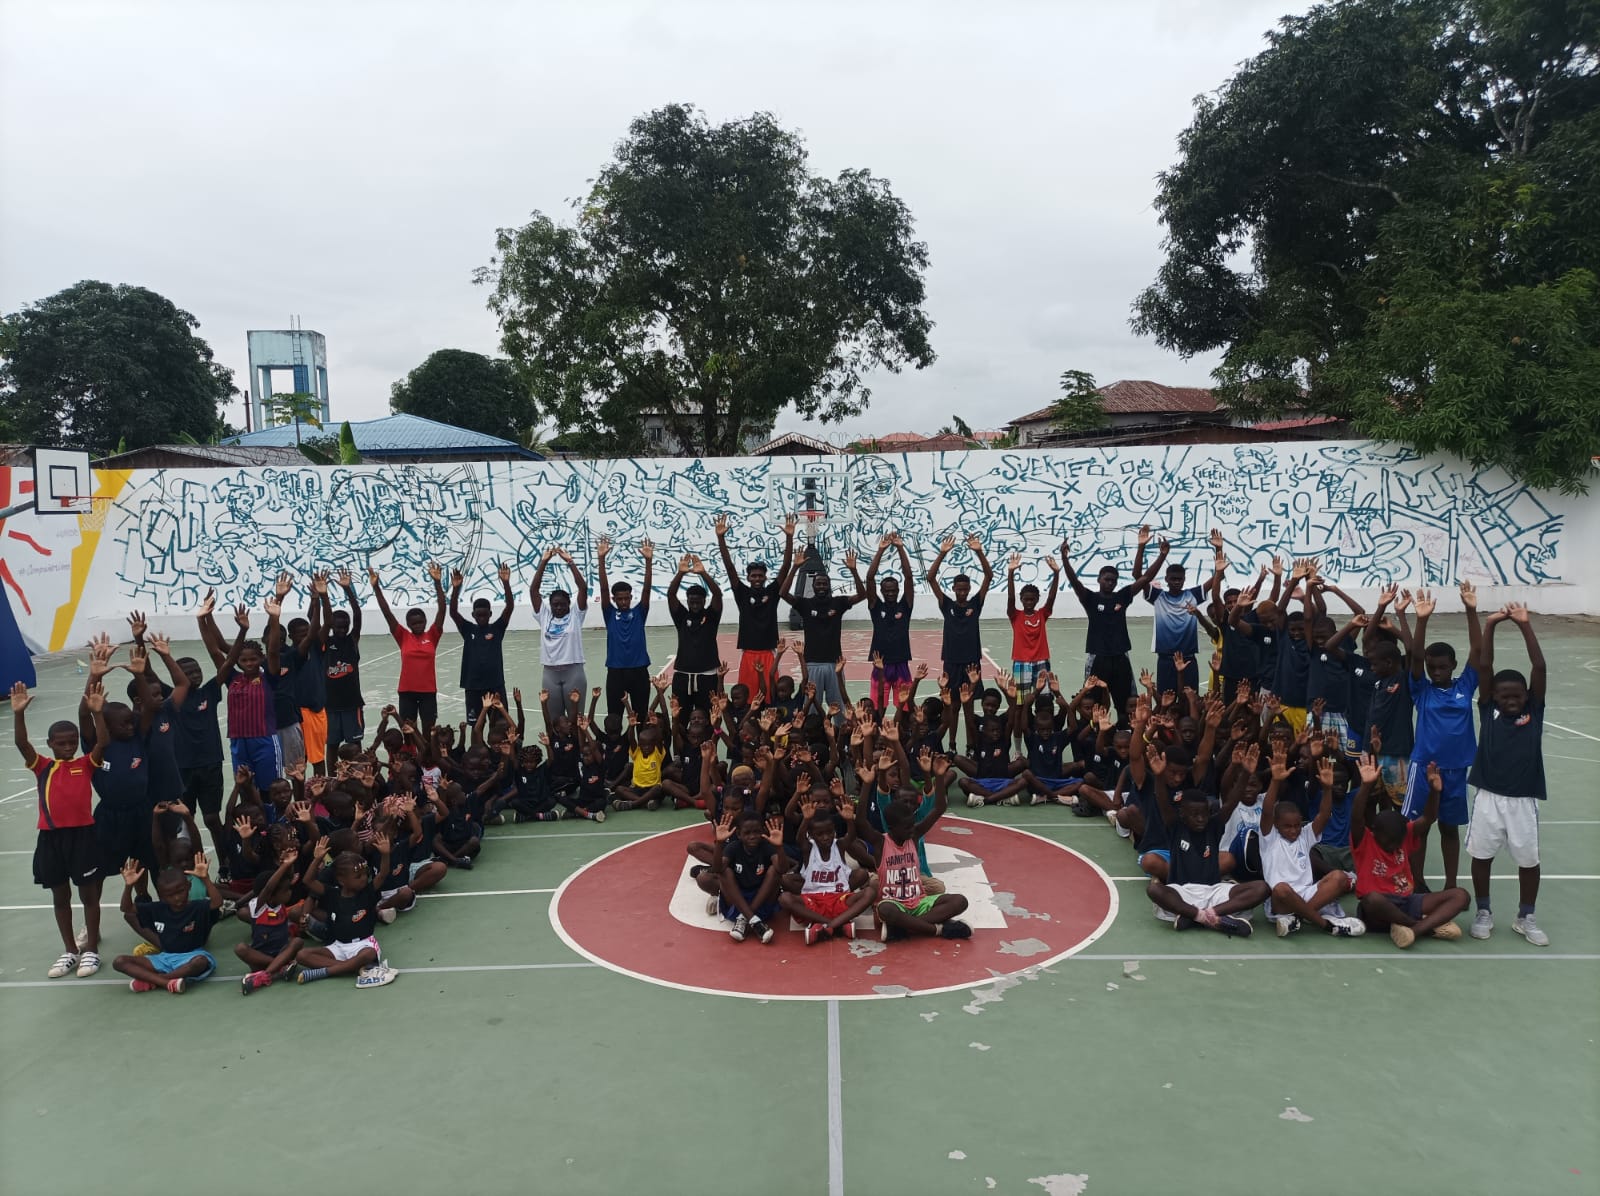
[1136,529,1223,695]
[1397,582,1482,893]
[1465,603,1549,946]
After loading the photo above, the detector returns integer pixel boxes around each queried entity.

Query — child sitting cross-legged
[778,795,877,945]
[1258,748,1366,937]
[1145,772,1268,937]
[1351,756,1469,948]
[112,853,222,995]
[853,763,971,943]
[236,842,306,994]
[293,834,398,988]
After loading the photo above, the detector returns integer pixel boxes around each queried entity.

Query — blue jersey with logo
[1145,585,1205,654]
[1411,664,1478,768]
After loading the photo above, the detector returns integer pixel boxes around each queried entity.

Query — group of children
[15,524,1555,993]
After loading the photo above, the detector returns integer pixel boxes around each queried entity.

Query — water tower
[247,319,330,431]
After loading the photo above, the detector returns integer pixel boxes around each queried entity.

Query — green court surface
[2,616,1597,1196]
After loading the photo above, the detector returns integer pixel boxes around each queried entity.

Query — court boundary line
[546,817,1122,1003]
[827,1000,844,1196]
[1547,721,1600,743]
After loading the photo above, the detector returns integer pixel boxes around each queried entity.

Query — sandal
[76,951,101,978]
[47,952,79,979]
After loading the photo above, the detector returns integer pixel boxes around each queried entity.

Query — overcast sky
[0,0,1307,443]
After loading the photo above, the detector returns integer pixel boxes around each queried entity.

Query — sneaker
[939,919,973,940]
[1152,905,1178,924]
[129,979,156,993]
[165,978,187,995]
[240,971,268,996]
[1173,914,1197,932]
[485,813,506,826]
[612,800,633,812]
[551,805,566,820]
[689,865,709,879]
[285,963,304,984]
[378,906,397,924]
[1215,915,1253,938]
[1470,909,1494,939]
[729,914,749,942]
[1274,915,1301,938]
[76,951,101,978]
[1030,794,1048,806]
[645,798,661,811]
[1512,915,1549,947]
[456,855,474,871]
[356,964,398,989]
[803,924,829,946]
[75,928,90,951]
[1002,794,1021,807]
[48,952,78,979]
[751,918,775,945]
[966,792,985,809]
[593,809,607,823]
[1431,921,1462,941]
[1390,924,1416,949]
[1326,917,1365,938]
[218,898,238,920]
[840,921,857,941]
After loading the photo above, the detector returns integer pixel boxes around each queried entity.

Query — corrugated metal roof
[224,413,528,453]
[95,444,311,469]
[1009,379,1219,425]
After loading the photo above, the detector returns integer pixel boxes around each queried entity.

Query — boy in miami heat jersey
[778,795,877,945]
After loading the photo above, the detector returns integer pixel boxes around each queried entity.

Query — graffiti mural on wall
[93,443,1563,616]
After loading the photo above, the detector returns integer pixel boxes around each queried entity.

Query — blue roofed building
[222,413,541,463]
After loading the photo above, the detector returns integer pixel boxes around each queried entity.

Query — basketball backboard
[33,447,94,516]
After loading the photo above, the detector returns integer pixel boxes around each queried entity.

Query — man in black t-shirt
[668,555,724,713]
[926,533,993,683]
[715,513,795,701]
[451,562,515,723]
[323,570,366,758]
[1061,526,1166,727]
[865,534,917,710]
[781,551,866,716]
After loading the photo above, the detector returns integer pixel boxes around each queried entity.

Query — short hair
[1178,788,1210,808]
[549,588,571,601]
[686,584,706,598]
[1369,641,1402,665]
[287,617,309,633]
[1285,610,1305,623]
[1493,668,1528,688]
[952,573,972,586]
[735,811,763,830]
[1020,583,1040,597]
[1424,642,1457,660]
[1162,744,1194,769]
[748,560,769,572]
[47,719,77,739]
[611,582,632,594]
[472,597,491,610]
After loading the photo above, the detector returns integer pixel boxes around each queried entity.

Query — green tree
[266,390,323,446]
[0,280,233,453]
[936,415,976,438]
[1133,0,1600,492]
[1050,369,1107,433]
[337,420,361,464]
[475,103,935,457]
[389,349,532,441]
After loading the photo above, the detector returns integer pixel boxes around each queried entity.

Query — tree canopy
[1050,369,1107,433]
[1133,0,1600,492]
[389,349,533,442]
[0,280,234,453]
[474,103,936,457]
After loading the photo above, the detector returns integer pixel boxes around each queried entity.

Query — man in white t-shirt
[529,546,589,720]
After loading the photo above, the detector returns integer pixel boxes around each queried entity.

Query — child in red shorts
[779,796,877,944]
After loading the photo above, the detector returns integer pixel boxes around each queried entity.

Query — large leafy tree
[475,103,936,456]
[389,349,533,442]
[0,281,233,453]
[1133,0,1600,492]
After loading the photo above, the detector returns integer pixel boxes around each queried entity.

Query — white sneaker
[1326,916,1366,937]
[355,964,398,988]
[1152,905,1178,923]
[1030,794,1048,806]
[1470,909,1494,939]
[1003,794,1021,807]
[705,894,721,918]
[378,906,397,924]
[1274,915,1301,938]
[966,793,986,809]
[1512,915,1549,947]
[47,952,79,979]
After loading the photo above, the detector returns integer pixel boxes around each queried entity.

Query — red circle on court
[549,817,1118,1001]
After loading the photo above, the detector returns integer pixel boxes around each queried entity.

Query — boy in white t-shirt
[1258,748,1364,937]
[778,796,877,944]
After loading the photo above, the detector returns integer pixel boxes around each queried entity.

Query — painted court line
[827,1000,844,1196]
[3,953,1593,990]
[1547,721,1600,744]
[1105,873,1600,882]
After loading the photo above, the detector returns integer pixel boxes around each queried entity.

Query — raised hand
[1137,525,1152,546]
[1317,757,1335,788]
[964,533,982,552]
[185,851,210,880]
[450,568,465,589]
[1504,601,1530,624]
[714,514,729,536]
[311,571,330,595]
[713,813,735,843]
[497,561,512,584]
[843,549,858,571]
[1208,528,1223,550]
[120,858,144,887]
[9,681,31,713]
[337,568,353,588]
[127,610,148,639]
[1413,589,1436,618]
[1007,552,1022,572]
[639,539,654,562]
[146,631,172,657]
[367,566,382,588]
[198,589,216,617]
[1458,579,1477,610]
[1357,753,1380,785]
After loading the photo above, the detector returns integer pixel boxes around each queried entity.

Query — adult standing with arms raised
[450,561,515,723]
[368,561,446,730]
[782,549,866,715]
[1061,525,1166,726]
[864,533,916,710]
[597,537,654,718]
[528,546,589,721]
[667,554,724,713]
[714,513,796,702]
[926,533,993,686]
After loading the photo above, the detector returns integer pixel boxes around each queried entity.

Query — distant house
[94,444,314,471]
[1005,381,1351,448]
[221,413,541,463]
[636,412,773,457]
[847,430,992,454]
[751,431,837,457]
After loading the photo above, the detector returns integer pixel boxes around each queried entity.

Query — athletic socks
[299,967,330,983]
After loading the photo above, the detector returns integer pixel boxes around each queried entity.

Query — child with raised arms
[1465,603,1549,945]
[852,764,970,942]
[779,794,877,945]
[237,843,306,994]
[1352,757,1469,947]
[112,851,221,994]
[294,833,398,988]
[1258,749,1365,937]
[712,811,785,944]
[14,679,109,979]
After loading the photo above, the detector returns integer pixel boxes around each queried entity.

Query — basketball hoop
[75,496,115,532]
[800,508,825,547]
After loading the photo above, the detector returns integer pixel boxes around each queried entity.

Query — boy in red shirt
[12,679,111,980]
[1006,552,1060,747]
[1351,755,1470,948]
